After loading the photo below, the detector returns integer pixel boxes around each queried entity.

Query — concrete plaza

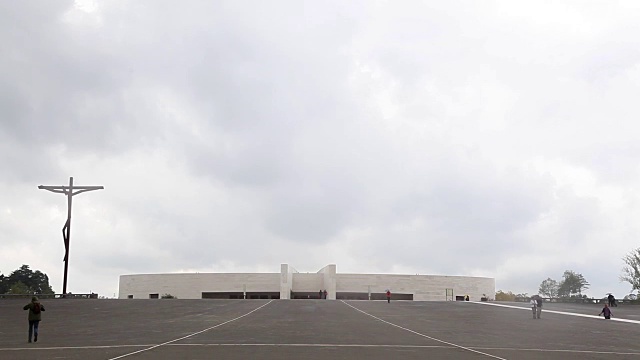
[1,299,639,359]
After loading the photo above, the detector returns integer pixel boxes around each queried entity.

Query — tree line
[538,270,589,298]
[495,269,590,301]
[620,247,640,293]
[497,247,640,301]
[0,265,54,295]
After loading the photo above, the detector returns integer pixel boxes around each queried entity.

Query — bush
[495,290,516,301]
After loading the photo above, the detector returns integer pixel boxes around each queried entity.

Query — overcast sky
[2,0,640,299]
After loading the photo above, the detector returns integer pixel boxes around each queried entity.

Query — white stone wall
[291,273,323,292]
[319,264,337,300]
[118,273,279,299]
[336,273,495,301]
[119,265,494,301]
[279,264,297,299]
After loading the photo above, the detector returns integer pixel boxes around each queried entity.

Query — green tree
[539,278,559,298]
[558,270,589,297]
[8,281,31,294]
[620,248,640,292]
[0,273,7,294]
[2,265,54,294]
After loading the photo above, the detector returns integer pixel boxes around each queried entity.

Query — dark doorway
[370,293,413,301]
[292,292,324,299]
[336,292,369,300]
[246,292,280,299]
[336,292,413,301]
[202,292,280,299]
[202,292,243,299]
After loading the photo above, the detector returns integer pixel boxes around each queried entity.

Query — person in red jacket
[23,296,45,343]
[386,290,391,303]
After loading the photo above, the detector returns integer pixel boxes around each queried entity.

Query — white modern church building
[119,264,495,301]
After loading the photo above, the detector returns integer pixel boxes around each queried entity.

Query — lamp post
[38,177,103,296]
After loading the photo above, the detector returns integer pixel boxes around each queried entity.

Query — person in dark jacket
[23,296,45,343]
[600,303,613,319]
[533,295,543,319]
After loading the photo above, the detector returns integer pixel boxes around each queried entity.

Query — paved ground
[1,299,640,359]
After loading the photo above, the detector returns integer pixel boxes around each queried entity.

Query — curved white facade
[118,264,495,301]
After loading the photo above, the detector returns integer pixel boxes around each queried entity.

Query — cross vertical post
[38,177,103,296]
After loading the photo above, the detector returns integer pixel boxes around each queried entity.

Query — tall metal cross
[38,177,103,295]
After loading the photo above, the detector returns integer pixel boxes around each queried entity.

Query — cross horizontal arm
[72,187,104,196]
[39,185,104,196]
[39,185,103,189]
[38,186,68,194]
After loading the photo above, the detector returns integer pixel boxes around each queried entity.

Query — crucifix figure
[38,177,103,296]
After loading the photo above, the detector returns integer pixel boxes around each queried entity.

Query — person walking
[599,303,613,319]
[323,290,327,299]
[23,296,45,343]
[607,294,615,307]
[386,290,391,303]
[319,290,323,299]
[535,295,543,319]
[530,297,537,319]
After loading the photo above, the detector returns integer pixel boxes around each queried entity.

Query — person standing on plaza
[23,296,45,343]
[532,294,543,319]
[386,290,391,303]
[319,290,323,299]
[530,297,537,319]
[323,289,327,299]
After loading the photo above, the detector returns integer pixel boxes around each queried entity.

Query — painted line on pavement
[0,344,149,351]
[342,300,507,360]
[106,300,273,360]
[5,342,640,356]
[473,301,640,324]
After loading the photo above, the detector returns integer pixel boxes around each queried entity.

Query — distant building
[119,264,495,301]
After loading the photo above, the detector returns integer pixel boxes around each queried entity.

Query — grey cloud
[0,1,162,156]
[2,1,640,299]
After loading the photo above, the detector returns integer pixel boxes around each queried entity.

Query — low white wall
[119,266,494,301]
[118,273,279,299]
[280,264,297,299]
[336,274,494,301]
[319,264,337,300]
[291,273,323,292]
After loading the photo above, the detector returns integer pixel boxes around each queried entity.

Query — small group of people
[318,289,328,299]
[530,294,615,320]
[529,295,543,319]
[598,294,616,319]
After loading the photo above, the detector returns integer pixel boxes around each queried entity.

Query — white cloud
[1,0,639,299]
